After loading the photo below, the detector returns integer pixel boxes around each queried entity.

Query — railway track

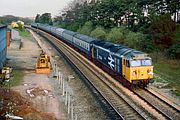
[134,88,180,120]
[30,27,180,120]
[29,28,151,120]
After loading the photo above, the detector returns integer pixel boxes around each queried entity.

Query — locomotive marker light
[108,54,114,69]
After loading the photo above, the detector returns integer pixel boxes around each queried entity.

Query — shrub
[90,27,106,39]
[66,22,81,31]
[77,21,93,35]
[124,32,145,49]
[141,35,154,53]
[106,27,125,43]
[167,44,180,59]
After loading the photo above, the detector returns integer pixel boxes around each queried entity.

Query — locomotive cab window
[142,59,152,66]
[130,60,141,67]
[130,59,152,67]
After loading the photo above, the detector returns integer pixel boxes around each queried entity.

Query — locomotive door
[122,58,126,78]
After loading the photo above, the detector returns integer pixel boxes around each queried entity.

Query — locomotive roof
[93,39,148,59]
[74,33,97,43]
[63,30,77,35]
[0,25,7,28]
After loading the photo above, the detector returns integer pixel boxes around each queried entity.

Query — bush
[58,22,81,32]
[106,27,126,43]
[77,21,93,35]
[90,27,106,39]
[167,44,180,59]
[66,22,81,31]
[141,35,154,53]
[124,32,145,49]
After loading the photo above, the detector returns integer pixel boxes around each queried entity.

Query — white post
[75,114,77,120]
[60,74,63,88]
[68,94,71,114]
[58,72,61,84]
[56,70,59,81]
[53,63,57,76]
[65,91,68,105]
[71,103,74,120]
[56,67,59,77]
[62,78,65,96]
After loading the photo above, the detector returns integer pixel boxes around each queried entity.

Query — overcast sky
[0,0,72,18]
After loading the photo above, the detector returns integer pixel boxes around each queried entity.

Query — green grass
[15,28,30,37]
[10,70,24,87]
[18,29,30,37]
[153,57,180,96]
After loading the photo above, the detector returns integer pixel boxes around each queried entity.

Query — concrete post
[65,91,68,105]
[60,74,63,88]
[68,94,71,114]
[75,114,77,120]
[58,72,61,84]
[62,78,65,96]
[53,63,57,76]
[56,67,59,77]
[56,70,59,81]
[71,103,74,120]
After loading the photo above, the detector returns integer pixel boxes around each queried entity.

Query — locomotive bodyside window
[123,59,125,65]
[126,60,130,67]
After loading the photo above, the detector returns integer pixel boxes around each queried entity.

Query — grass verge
[19,29,30,37]
[152,54,180,96]
[15,28,30,37]
[10,70,24,87]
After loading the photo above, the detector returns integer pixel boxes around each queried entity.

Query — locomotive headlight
[132,70,137,76]
[147,69,153,75]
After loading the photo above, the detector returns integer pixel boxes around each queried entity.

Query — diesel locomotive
[31,23,153,88]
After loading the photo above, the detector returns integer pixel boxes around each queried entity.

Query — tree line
[0,15,32,25]
[35,0,180,59]
[35,13,53,25]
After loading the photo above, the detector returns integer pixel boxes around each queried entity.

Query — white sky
[0,0,72,18]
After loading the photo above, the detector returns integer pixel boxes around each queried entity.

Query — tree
[35,14,40,23]
[90,27,106,39]
[106,27,127,43]
[150,13,176,49]
[124,31,145,50]
[39,13,53,25]
[77,21,93,35]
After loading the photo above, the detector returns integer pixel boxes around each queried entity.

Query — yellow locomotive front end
[122,54,153,87]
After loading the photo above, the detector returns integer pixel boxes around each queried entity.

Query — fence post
[58,72,61,85]
[62,78,65,96]
[68,94,71,114]
[71,103,74,120]
[65,91,68,105]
